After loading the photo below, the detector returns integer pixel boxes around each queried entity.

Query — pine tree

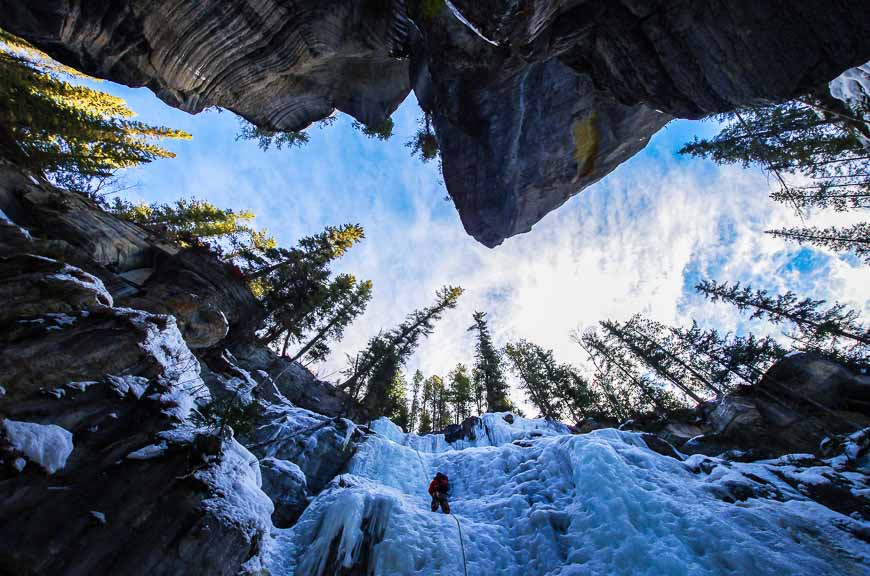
[427,375,452,430]
[406,112,440,163]
[505,339,600,422]
[418,375,434,434]
[448,364,474,424]
[251,224,365,351]
[767,223,869,264]
[468,311,511,412]
[385,370,410,430]
[503,340,560,419]
[341,286,464,418]
[352,118,394,141]
[408,369,424,433]
[236,119,309,150]
[0,30,190,195]
[107,197,276,257]
[678,88,870,261]
[696,279,868,367]
[577,328,680,416]
[287,276,373,364]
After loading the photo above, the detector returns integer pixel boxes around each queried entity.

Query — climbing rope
[451,513,469,576]
[406,434,468,576]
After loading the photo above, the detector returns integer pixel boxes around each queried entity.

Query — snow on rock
[830,59,870,149]
[117,308,209,419]
[66,381,99,392]
[196,438,273,544]
[106,374,150,399]
[0,207,32,239]
[2,419,74,474]
[47,264,113,307]
[126,442,168,460]
[89,511,107,524]
[265,414,870,576]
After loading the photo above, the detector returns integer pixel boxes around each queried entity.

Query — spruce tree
[577,328,680,416]
[385,370,410,430]
[468,311,511,412]
[287,276,373,364]
[107,197,275,257]
[696,279,868,367]
[406,112,439,163]
[341,286,463,419]
[448,364,474,424]
[767,223,869,264]
[0,30,190,195]
[504,340,560,419]
[251,224,365,350]
[408,370,424,433]
[418,375,434,434]
[679,88,869,261]
[505,339,601,422]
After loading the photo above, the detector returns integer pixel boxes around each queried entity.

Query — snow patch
[444,0,499,46]
[196,438,273,544]
[107,374,150,399]
[66,380,99,392]
[116,308,209,419]
[47,264,113,307]
[126,442,168,460]
[2,419,74,474]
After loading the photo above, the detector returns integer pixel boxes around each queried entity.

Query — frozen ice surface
[264,414,869,576]
[2,419,74,474]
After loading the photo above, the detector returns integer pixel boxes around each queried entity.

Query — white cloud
[107,85,868,411]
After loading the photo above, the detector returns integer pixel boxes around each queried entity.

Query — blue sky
[104,80,869,404]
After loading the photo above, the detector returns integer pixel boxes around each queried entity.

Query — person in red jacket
[428,472,450,514]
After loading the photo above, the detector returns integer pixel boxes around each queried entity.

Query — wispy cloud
[105,83,869,409]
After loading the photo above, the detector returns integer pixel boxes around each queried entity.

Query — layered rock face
[2,1,869,245]
[0,161,363,575]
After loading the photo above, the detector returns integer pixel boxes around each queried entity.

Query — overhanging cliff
[2,0,869,246]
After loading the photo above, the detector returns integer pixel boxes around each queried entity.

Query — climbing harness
[451,513,469,576]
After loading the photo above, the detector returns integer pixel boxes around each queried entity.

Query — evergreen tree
[252,224,366,353]
[406,112,439,163]
[287,276,373,364]
[341,286,464,418]
[577,328,681,417]
[600,317,723,402]
[0,29,190,195]
[504,340,560,419]
[767,223,869,264]
[408,369,424,433]
[385,370,410,430]
[107,197,275,257]
[696,279,868,366]
[418,375,434,434]
[448,364,474,424]
[352,118,394,141]
[236,119,309,150]
[427,374,452,430]
[679,89,869,261]
[667,321,786,389]
[468,311,511,412]
[505,339,600,422]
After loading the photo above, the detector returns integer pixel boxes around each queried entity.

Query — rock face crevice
[1,1,869,245]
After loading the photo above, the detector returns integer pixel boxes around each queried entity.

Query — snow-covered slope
[264,413,869,576]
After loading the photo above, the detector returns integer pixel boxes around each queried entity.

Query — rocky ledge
[3,1,869,245]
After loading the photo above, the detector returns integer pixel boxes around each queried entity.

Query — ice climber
[428,472,451,514]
